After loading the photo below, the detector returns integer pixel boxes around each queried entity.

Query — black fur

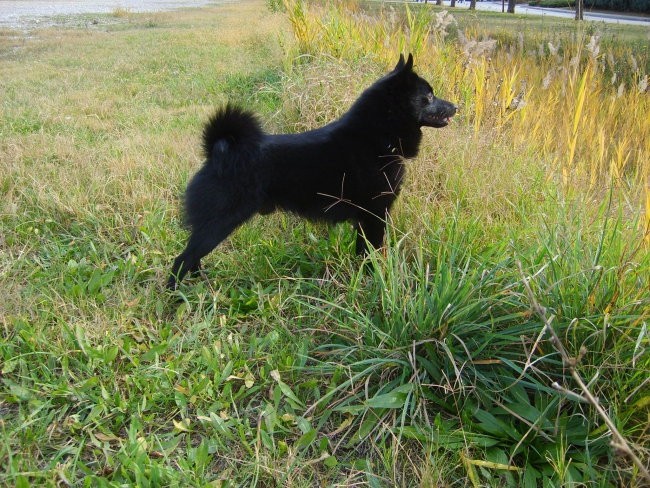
[168,54,457,289]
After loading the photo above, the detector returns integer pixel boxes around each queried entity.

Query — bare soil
[0,0,223,29]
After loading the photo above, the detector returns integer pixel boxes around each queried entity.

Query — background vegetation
[585,0,649,13]
[528,0,650,14]
[1,0,648,486]
[526,0,650,12]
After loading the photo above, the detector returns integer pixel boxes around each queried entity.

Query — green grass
[1,1,649,486]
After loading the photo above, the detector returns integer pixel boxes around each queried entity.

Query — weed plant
[1,0,649,486]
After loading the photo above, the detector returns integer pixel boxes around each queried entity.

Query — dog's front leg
[355,214,386,255]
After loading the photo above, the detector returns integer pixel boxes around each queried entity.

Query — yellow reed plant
[646,190,650,246]
[472,59,487,135]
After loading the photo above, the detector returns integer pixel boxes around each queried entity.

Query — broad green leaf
[295,428,317,450]
[324,455,338,468]
[366,384,413,409]
[473,409,519,439]
[270,369,305,408]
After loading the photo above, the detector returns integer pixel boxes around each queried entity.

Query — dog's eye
[427,93,435,103]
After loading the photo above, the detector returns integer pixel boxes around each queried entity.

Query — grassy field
[1,0,649,486]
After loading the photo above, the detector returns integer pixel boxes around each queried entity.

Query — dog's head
[390,54,458,129]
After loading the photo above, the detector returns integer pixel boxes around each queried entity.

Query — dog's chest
[371,144,406,195]
[384,131,422,160]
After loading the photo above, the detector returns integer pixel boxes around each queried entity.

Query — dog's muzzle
[421,102,458,128]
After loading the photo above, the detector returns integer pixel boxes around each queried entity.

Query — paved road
[464,0,649,26]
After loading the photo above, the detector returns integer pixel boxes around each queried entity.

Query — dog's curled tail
[202,104,264,160]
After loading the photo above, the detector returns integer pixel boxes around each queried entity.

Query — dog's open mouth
[421,105,458,128]
[427,115,454,128]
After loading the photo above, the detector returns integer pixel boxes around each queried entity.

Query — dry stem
[517,262,650,483]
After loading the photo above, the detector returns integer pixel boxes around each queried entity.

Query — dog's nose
[452,104,460,114]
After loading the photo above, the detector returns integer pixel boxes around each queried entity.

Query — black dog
[168,54,457,289]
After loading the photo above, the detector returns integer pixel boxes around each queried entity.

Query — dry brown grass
[0,0,289,336]
[1,1,288,225]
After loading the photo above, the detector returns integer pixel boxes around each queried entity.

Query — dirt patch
[0,0,224,29]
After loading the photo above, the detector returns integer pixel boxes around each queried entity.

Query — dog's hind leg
[167,209,255,290]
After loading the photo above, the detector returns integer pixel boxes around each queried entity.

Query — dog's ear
[394,53,405,71]
[393,53,414,74]
[405,53,414,71]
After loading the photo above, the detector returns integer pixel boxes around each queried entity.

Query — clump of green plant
[285,199,648,486]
